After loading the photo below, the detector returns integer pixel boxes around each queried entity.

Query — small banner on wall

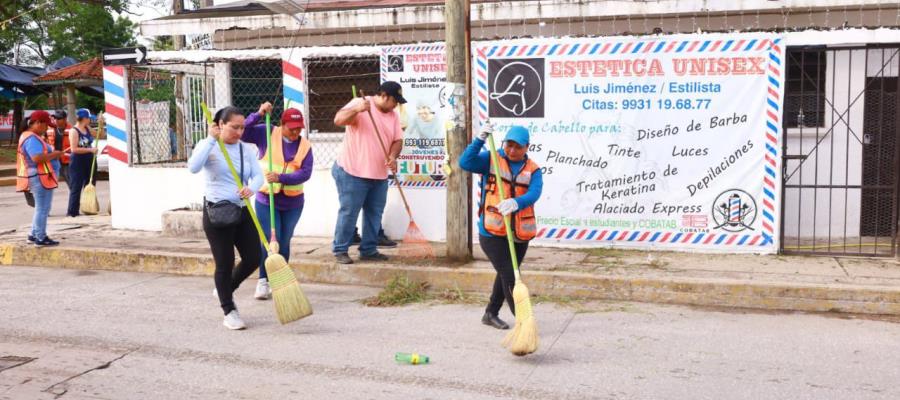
[474,33,785,253]
[381,44,451,188]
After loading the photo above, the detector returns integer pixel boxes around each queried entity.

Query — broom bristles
[80,184,100,215]
[502,282,539,356]
[265,254,312,324]
[398,221,434,258]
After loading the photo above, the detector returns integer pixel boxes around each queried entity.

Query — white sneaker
[223,310,246,330]
[254,278,272,300]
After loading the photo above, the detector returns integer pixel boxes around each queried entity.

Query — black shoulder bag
[206,143,244,228]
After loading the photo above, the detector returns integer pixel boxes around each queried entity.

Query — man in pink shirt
[331,81,406,264]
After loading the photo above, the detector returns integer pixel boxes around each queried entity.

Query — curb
[2,243,899,316]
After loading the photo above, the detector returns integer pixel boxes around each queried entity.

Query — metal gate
[781,45,900,257]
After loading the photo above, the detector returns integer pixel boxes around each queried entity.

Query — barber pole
[729,194,742,224]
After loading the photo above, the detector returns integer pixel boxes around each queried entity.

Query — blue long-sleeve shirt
[243,112,314,211]
[188,136,264,206]
[459,138,543,238]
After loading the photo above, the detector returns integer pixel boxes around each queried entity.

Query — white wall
[109,161,205,231]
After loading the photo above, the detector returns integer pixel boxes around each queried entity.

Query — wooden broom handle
[358,90,413,218]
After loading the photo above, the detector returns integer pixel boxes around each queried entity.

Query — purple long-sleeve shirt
[243,112,314,211]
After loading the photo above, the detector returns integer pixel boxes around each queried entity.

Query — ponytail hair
[213,106,243,125]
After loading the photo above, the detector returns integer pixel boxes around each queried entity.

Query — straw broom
[355,87,433,258]
[79,115,102,215]
[201,103,312,324]
[485,132,538,356]
[263,112,313,323]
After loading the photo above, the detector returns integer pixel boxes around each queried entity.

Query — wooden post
[65,84,77,126]
[173,0,185,50]
[174,73,186,159]
[12,100,23,144]
[445,0,473,261]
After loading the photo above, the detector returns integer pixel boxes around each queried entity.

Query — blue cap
[76,108,92,120]
[504,125,530,146]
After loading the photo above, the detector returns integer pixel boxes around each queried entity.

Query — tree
[0,0,137,66]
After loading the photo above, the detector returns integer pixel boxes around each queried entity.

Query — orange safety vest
[16,131,59,192]
[46,125,70,164]
[258,127,311,197]
[480,155,539,241]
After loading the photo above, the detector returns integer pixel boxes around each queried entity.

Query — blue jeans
[331,163,388,256]
[67,155,94,217]
[29,176,54,241]
[255,199,303,279]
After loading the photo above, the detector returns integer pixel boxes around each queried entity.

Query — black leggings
[203,204,261,315]
[479,235,529,317]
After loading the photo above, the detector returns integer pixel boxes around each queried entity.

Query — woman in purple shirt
[242,102,314,300]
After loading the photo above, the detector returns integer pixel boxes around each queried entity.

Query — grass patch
[578,247,630,258]
[532,294,578,306]
[432,286,486,305]
[363,276,485,307]
[363,275,430,307]
[0,146,16,164]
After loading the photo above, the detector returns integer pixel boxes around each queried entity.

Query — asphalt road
[1,266,898,399]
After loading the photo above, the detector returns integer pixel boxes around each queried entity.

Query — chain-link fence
[124,56,382,168]
[127,59,284,166]
[305,56,380,168]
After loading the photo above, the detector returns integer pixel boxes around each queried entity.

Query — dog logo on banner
[712,189,758,232]
[488,58,545,118]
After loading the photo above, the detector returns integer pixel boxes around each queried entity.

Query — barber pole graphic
[102,66,129,164]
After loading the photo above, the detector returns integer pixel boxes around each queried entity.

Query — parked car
[95,140,108,171]
[95,139,109,180]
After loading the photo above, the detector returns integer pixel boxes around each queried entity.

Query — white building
[113,0,900,257]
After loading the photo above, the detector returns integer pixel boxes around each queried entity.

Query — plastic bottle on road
[395,352,430,365]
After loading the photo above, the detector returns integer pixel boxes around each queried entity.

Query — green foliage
[0,0,136,66]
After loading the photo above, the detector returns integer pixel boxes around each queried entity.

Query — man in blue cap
[459,121,543,330]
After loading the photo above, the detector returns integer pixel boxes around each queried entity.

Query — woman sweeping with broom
[188,106,264,330]
[66,109,98,218]
[459,121,541,355]
[241,102,314,301]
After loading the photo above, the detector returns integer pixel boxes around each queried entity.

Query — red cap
[281,108,304,130]
[29,110,57,128]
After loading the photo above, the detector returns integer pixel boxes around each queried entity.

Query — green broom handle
[265,112,276,244]
[200,103,269,247]
[485,132,522,280]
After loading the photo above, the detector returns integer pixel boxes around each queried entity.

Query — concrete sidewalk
[1,214,899,316]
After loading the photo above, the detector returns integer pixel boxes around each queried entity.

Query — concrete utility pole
[444,0,473,261]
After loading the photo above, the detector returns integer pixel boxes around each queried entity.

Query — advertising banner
[474,33,785,252]
[381,44,451,188]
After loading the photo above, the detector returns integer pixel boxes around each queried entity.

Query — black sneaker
[377,234,398,248]
[359,252,389,262]
[334,253,354,264]
[26,235,36,244]
[33,237,60,247]
[351,229,362,245]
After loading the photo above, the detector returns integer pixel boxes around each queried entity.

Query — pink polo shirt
[337,97,403,180]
